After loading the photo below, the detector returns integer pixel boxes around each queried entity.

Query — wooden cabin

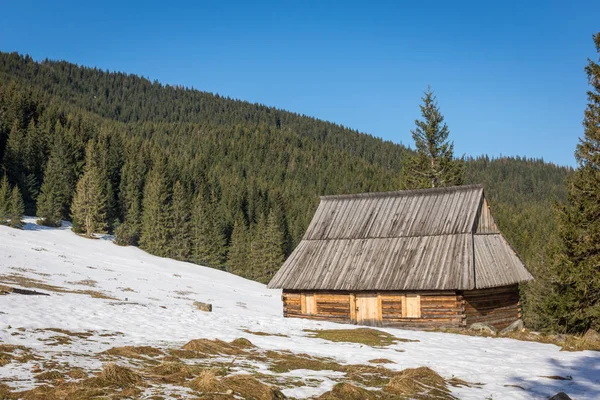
[267,185,533,330]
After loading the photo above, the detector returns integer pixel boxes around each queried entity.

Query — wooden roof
[268,185,533,291]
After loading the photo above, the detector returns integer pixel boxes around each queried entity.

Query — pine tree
[9,185,24,228]
[115,147,146,246]
[261,210,285,281]
[71,141,108,237]
[139,160,171,256]
[541,33,600,333]
[0,174,10,224]
[191,192,226,269]
[37,132,75,226]
[227,218,249,276]
[400,86,464,189]
[169,180,192,260]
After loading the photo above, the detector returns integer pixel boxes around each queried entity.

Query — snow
[1,218,599,399]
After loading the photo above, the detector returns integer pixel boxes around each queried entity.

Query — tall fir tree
[36,129,75,226]
[169,180,192,260]
[115,145,146,245]
[0,174,9,223]
[139,159,171,256]
[71,141,108,237]
[8,185,24,228]
[191,191,226,269]
[227,218,250,276]
[400,86,464,189]
[541,33,600,333]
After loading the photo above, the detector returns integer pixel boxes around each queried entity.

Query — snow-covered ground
[1,218,599,399]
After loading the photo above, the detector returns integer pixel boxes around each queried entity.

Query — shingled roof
[268,185,533,291]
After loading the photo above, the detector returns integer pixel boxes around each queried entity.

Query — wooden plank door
[355,294,382,326]
[404,295,421,318]
[301,293,317,315]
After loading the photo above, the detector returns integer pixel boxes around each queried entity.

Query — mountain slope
[1,221,597,399]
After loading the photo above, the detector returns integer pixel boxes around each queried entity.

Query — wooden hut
[267,185,533,329]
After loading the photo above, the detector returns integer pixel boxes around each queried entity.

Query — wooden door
[301,293,317,315]
[355,294,381,326]
[404,295,421,318]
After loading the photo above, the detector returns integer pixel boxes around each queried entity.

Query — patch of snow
[0,217,599,399]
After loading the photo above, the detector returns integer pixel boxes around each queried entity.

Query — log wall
[282,290,466,328]
[461,284,521,329]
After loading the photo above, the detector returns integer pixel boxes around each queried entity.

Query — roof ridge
[319,184,484,201]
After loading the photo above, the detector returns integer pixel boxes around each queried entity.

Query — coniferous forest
[0,50,582,331]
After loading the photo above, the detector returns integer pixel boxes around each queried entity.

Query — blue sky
[1,1,598,167]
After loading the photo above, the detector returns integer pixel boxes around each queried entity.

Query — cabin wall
[461,284,521,329]
[282,290,466,328]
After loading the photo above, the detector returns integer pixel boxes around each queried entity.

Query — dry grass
[34,370,64,381]
[265,350,345,373]
[0,274,119,300]
[305,328,418,347]
[168,348,208,359]
[182,338,254,355]
[243,329,289,338]
[385,367,456,399]
[188,369,222,392]
[318,382,380,399]
[368,358,394,364]
[44,328,93,339]
[66,279,97,287]
[221,374,286,400]
[103,345,164,359]
[440,327,600,352]
[90,363,143,388]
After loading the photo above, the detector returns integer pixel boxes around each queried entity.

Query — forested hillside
[0,52,571,325]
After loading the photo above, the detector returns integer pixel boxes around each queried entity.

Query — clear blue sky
[1,1,598,167]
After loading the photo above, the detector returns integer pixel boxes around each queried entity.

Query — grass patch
[182,338,254,355]
[440,327,600,352]
[368,358,394,364]
[264,350,345,373]
[90,363,143,388]
[103,346,164,359]
[318,382,380,399]
[66,279,97,287]
[243,329,289,338]
[168,348,207,359]
[305,328,417,347]
[0,274,119,300]
[221,374,285,400]
[35,370,65,381]
[385,367,456,399]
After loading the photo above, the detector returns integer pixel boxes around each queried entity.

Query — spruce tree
[71,141,108,237]
[0,174,9,224]
[227,218,249,276]
[115,147,146,246]
[541,33,600,333]
[169,180,192,260]
[191,192,226,269]
[261,210,286,281]
[401,86,464,189]
[8,185,24,228]
[37,132,75,226]
[139,160,171,256]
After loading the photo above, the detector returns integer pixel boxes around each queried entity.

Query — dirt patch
[305,328,417,347]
